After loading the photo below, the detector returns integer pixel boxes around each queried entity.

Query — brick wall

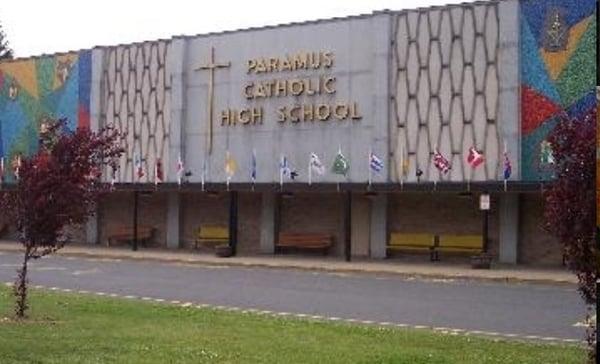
[279,193,344,256]
[388,193,500,259]
[98,191,167,247]
[180,192,229,249]
[237,193,262,255]
[518,194,562,266]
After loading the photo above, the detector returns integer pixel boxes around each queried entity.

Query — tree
[0,119,123,318]
[0,21,13,60]
[543,107,597,362]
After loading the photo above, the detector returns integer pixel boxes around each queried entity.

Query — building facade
[0,0,596,265]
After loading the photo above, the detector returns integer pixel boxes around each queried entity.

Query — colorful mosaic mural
[520,0,597,181]
[0,51,91,168]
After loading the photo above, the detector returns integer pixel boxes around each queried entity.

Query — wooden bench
[195,225,229,249]
[434,234,483,260]
[107,226,155,247]
[387,233,436,261]
[276,233,333,255]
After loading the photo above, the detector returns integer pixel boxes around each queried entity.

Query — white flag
[176,153,184,185]
[308,153,325,185]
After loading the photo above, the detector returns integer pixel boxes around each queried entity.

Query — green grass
[0,286,585,364]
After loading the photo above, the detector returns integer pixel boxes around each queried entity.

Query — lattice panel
[99,41,171,183]
[393,3,501,182]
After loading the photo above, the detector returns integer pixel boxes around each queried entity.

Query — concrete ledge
[0,241,577,285]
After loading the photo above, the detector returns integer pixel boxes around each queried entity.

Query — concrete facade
[3,0,586,266]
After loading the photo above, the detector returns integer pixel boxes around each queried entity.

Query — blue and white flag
[279,154,298,186]
[370,152,384,173]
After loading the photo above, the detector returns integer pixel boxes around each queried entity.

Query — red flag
[154,158,163,185]
[433,150,451,174]
[467,147,484,168]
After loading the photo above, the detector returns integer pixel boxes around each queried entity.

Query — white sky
[1,0,461,58]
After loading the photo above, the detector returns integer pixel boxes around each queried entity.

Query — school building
[0,0,596,266]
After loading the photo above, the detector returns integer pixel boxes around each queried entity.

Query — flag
[176,153,184,185]
[540,140,555,165]
[280,155,298,182]
[154,158,163,185]
[225,151,237,181]
[416,168,423,179]
[12,154,21,181]
[309,153,325,175]
[0,157,4,184]
[110,166,117,187]
[503,151,512,180]
[370,152,384,173]
[201,158,207,188]
[251,149,257,183]
[399,144,409,177]
[433,149,451,174]
[135,154,144,180]
[308,153,325,185]
[331,149,349,176]
[467,147,484,168]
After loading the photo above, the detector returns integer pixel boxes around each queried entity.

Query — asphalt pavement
[0,251,587,342]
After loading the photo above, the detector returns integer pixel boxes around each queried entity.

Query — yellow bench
[194,225,229,249]
[435,234,483,260]
[387,233,436,261]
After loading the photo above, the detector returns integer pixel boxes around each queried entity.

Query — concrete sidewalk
[0,240,577,285]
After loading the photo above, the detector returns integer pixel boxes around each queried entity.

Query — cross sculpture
[194,47,231,155]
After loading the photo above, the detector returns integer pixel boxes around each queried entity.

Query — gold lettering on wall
[220,50,361,127]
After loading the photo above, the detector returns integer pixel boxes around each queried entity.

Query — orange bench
[107,226,155,247]
[276,233,333,255]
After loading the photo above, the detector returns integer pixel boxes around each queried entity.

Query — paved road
[0,251,587,341]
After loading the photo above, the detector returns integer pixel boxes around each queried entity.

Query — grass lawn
[0,286,585,364]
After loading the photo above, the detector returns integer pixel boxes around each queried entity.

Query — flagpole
[308,155,312,186]
[279,154,283,190]
[201,158,205,192]
[368,148,372,187]
[503,141,508,192]
[399,144,404,189]
[251,149,256,192]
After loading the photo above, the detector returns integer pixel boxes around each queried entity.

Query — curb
[0,246,577,286]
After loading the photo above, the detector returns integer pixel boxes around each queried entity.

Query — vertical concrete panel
[166,192,181,249]
[90,48,104,132]
[168,39,186,181]
[85,213,98,245]
[351,194,371,257]
[498,0,520,179]
[369,194,387,259]
[183,16,387,184]
[371,12,393,183]
[498,194,519,263]
[259,192,276,254]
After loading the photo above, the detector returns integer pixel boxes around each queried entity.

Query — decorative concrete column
[166,192,181,249]
[85,213,98,245]
[499,194,519,264]
[259,192,276,254]
[369,194,388,259]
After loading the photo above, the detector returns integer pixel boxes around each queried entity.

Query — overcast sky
[1,0,461,58]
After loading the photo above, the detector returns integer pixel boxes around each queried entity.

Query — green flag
[331,150,349,175]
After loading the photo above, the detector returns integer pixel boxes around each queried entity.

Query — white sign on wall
[479,194,490,211]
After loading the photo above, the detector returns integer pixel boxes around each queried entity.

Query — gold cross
[194,47,231,155]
